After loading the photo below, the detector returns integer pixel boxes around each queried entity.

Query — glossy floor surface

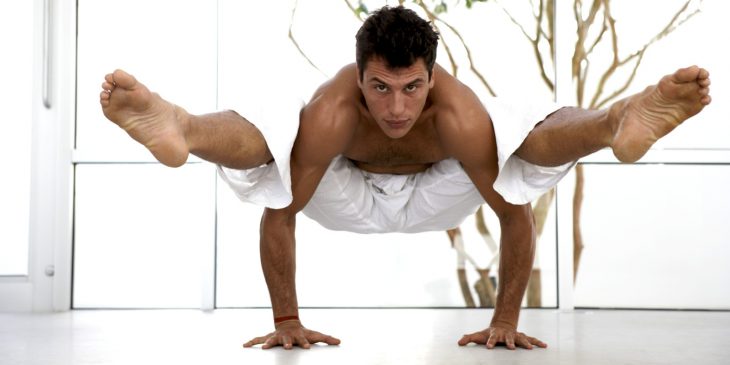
[2,308,729,365]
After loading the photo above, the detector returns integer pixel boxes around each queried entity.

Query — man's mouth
[385,119,408,128]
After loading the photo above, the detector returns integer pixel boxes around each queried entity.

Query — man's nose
[389,92,405,116]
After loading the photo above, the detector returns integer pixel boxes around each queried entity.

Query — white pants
[302,156,483,233]
[217,96,576,233]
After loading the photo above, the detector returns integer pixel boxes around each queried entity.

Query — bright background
[2,0,728,310]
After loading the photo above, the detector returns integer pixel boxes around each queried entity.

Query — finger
[308,331,341,346]
[282,335,293,350]
[458,333,487,346]
[528,336,548,348]
[515,335,533,350]
[486,333,499,349]
[296,336,311,349]
[505,334,516,350]
[324,335,341,346]
[262,336,279,350]
[457,335,471,346]
[243,336,267,348]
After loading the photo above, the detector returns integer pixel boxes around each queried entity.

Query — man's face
[358,57,435,139]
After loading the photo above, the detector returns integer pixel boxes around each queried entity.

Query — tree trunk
[573,164,585,284]
[527,269,542,307]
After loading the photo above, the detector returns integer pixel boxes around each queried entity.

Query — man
[99,6,711,350]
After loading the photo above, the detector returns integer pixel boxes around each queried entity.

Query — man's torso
[312,64,488,175]
[343,101,447,174]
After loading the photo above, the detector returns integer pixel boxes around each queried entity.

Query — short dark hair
[355,6,439,81]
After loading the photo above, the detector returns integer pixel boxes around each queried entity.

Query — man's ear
[428,69,436,89]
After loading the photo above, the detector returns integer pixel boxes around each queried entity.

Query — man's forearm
[260,208,299,320]
[490,211,536,329]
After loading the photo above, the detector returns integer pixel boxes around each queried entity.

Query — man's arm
[491,207,535,332]
[458,158,545,350]
[436,81,547,350]
[243,71,359,349]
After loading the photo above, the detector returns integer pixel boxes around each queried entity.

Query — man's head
[355,6,439,81]
[355,6,440,139]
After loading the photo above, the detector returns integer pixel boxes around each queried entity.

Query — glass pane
[73,163,215,308]
[575,164,730,309]
[0,0,33,276]
[215,1,559,308]
[75,0,217,158]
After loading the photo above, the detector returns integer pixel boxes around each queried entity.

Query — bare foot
[99,70,189,167]
[609,65,712,163]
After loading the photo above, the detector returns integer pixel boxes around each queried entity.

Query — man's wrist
[274,314,301,329]
[274,315,300,325]
[490,318,517,330]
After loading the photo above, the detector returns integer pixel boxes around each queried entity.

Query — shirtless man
[99,6,711,351]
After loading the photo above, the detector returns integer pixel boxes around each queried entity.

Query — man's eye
[405,84,417,92]
[375,85,388,92]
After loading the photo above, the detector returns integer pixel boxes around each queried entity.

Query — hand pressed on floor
[243,321,341,350]
[458,326,547,350]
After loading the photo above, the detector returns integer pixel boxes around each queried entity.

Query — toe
[112,69,137,88]
[99,91,110,106]
[674,65,700,83]
[698,68,710,80]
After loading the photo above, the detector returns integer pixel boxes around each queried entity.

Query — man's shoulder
[428,66,495,161]
[431,65,484,114]
[307,63,361,109]
[297,65,360,154]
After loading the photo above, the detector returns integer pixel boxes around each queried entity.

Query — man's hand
[457,326,547,350]
[243,321,341,350]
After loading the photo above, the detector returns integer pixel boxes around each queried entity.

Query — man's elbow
[495,203,534,228]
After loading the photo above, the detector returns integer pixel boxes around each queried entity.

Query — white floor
[1,308,729,365]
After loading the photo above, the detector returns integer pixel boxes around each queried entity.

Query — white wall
[0,0,34,276]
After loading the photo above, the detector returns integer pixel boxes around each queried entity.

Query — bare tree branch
[619,2,699,67]
[573,0,603,106]
[495,0,554,91]
[593,1,700,108]
[534,0,555,91]
[585,29,606,60]
[545,0,555,60]
[415,1,497,96]
[594,51,645,109]
[342,0,365,21]
[497,1,535,41]
[414,1,460,76]
[288,0,328,77]
[588,0,620,109]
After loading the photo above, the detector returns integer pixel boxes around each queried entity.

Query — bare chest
[343,125,447,174]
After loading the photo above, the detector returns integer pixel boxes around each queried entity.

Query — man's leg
[515,66,712,165]
[99,69,273,169]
